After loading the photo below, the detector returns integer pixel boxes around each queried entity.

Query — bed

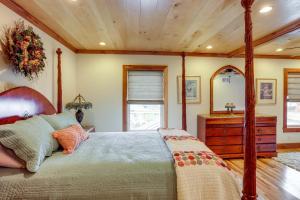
[0,1,258,197]
[0,86,241,200]
[0,131,177,199]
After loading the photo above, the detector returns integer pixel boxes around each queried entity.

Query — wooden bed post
[181,52,187,131]
[56,48,63,113]
[241,0,257,200]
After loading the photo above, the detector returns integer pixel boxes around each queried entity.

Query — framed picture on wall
[177,76,201,104]
[256,78,277,104]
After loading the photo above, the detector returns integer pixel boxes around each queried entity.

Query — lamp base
[75,109,84,124]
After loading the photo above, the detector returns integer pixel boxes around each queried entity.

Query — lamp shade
[65,94,92,110]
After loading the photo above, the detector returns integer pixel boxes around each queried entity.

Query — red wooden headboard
[0,86,56,125]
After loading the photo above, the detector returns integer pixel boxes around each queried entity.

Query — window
[123,65,168,131]
[283,68,300,132]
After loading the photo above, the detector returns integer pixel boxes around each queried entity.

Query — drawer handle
[257,138,262,142]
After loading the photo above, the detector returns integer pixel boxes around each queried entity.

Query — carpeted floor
[273,152,300,172]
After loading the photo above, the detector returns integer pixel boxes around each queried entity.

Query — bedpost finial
[56,48,62,55]
[241,0,254,9]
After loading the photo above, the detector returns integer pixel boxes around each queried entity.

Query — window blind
[287,73,300,102]
[127,71,164,104]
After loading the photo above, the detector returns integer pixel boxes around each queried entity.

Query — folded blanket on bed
[159,128,241,200]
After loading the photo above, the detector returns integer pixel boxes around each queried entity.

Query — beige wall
[77,54,300,144]
[0,4,77,107]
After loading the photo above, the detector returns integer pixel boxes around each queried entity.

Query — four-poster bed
[0,0,258,199]
[0,87,241,199]
[181,52,187,131]
[181,0,258,199]
[241,0,256,199]
[56,48,63,114]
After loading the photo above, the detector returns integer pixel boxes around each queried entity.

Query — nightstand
[82,125,96,133]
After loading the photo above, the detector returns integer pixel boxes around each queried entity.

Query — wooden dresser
[197,114,277,158]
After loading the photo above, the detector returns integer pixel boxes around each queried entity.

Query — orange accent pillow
[52,124,89,154]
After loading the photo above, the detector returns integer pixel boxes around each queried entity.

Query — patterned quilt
[159,128,241,200]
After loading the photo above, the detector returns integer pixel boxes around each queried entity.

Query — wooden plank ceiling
[12,0,300,56]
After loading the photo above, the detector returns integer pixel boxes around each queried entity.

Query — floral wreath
[0,20,46,80]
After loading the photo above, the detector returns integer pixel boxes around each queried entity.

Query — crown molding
[76,49,181,56]
[77,49,300,59]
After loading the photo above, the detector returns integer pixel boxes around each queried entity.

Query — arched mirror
[210,65,245,114]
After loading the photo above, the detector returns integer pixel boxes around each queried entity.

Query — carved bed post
[56,48,62,113]
[181,52,187,131]
[241,0,257,200]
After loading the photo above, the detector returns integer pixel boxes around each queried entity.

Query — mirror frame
[210,65,245,114]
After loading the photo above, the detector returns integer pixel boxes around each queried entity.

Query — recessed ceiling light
[276,48,283,52]
[206,45,213,49]
[259,6,272,14]
[99,42,106,46]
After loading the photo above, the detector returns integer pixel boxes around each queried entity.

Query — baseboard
[277,143,300,149]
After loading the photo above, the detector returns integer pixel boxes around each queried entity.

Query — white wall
[0,4,77,107]
[77,54,300,144]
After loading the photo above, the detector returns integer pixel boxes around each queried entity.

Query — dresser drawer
[257,144,276,152]
[206,127,243,137]
[256,135,276,144]
[256,126,276,135]
[209,145,243,155]
[206,136,243,145]
[256,116,277,125]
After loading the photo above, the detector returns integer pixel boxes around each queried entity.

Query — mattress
[0,132,176,200]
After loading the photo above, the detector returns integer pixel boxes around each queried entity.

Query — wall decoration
[256,78,277,104]
[177,76,201,104]
[0,20,46,80]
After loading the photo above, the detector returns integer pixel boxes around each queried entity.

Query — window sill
[283,127,300,133]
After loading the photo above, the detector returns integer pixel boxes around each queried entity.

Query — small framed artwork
[256,79,277,104]
[177,76,201,104]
